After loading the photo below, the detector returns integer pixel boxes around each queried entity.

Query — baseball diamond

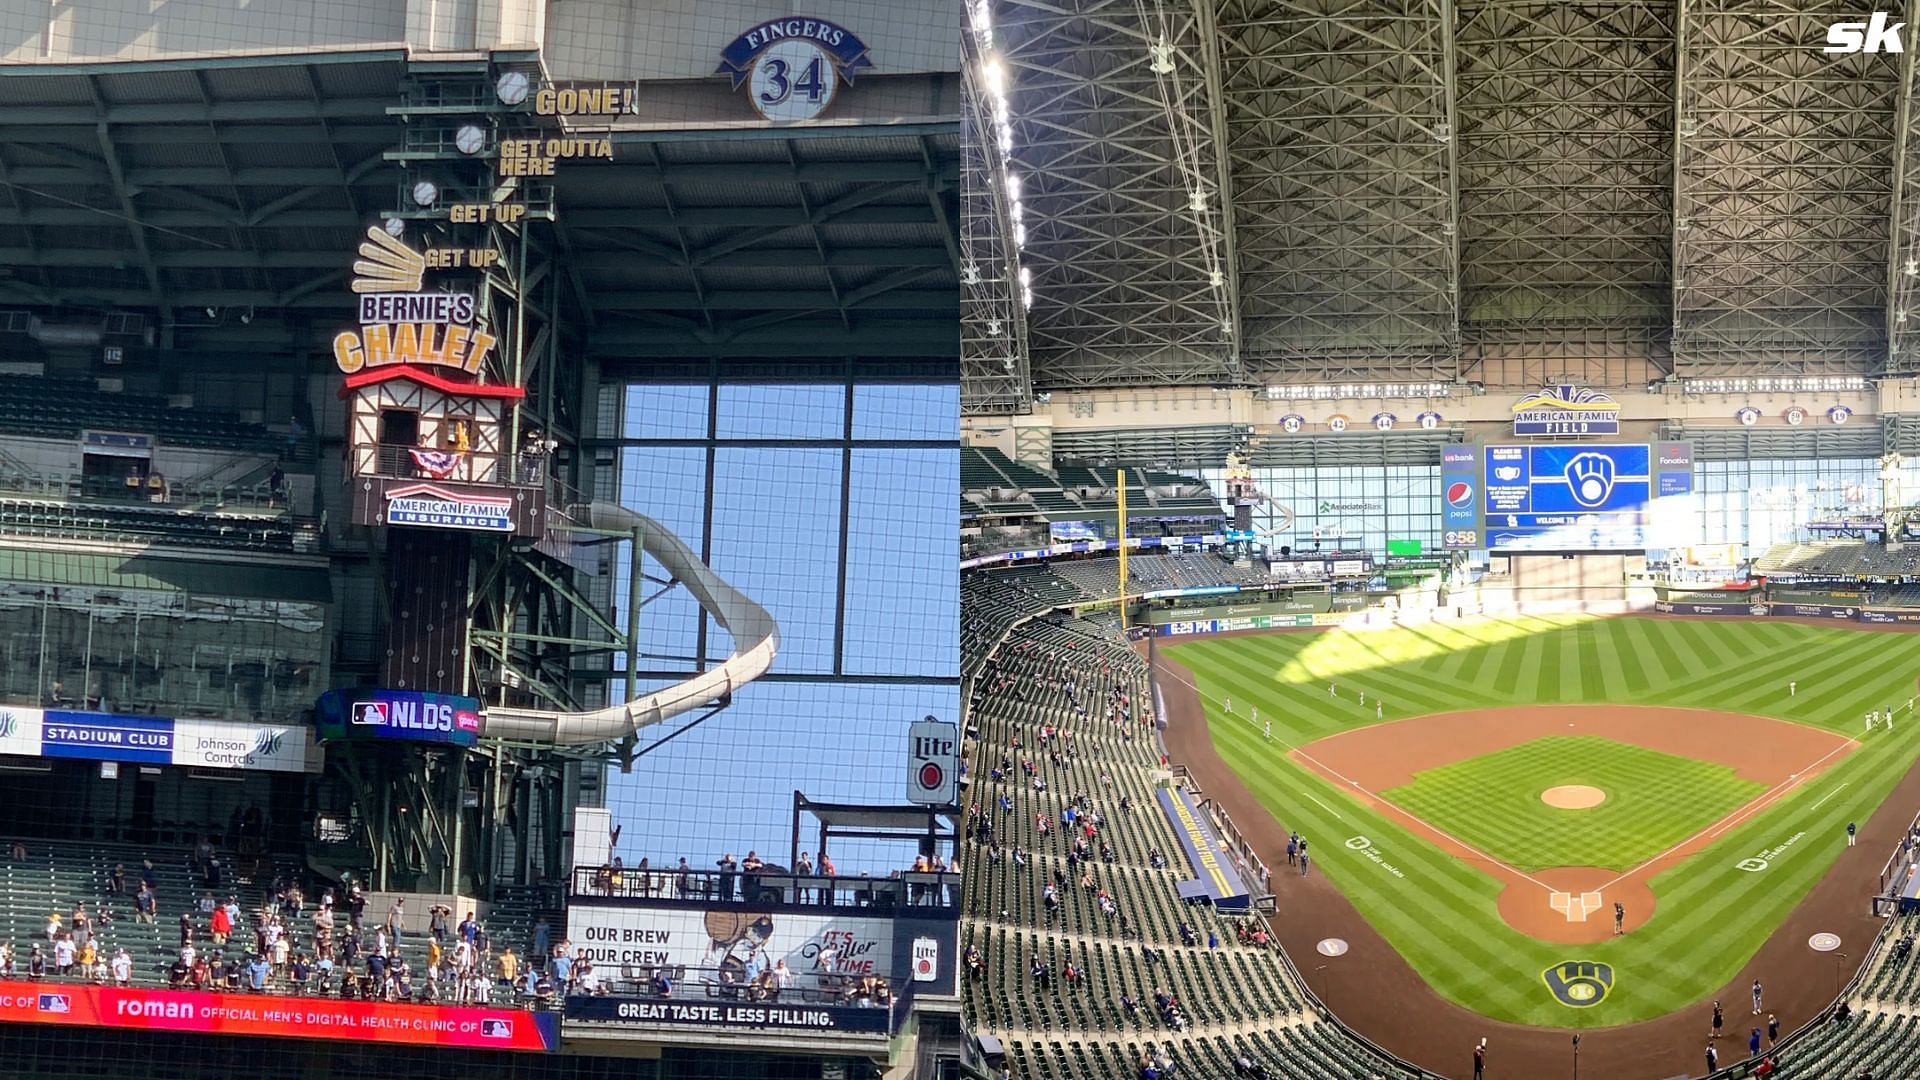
[1161,615,1920,1028]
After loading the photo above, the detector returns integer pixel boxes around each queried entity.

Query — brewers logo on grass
[1542,960,1614,1007]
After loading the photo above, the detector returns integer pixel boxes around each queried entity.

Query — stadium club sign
[0,707,316,773]
[1511,385,1621,436]
[717,18,874,122]
[0,984,556,1052]
[382,482,515,532]
[314,689,483,748]
[334,226,497,377]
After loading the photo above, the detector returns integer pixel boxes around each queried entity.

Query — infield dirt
[1291,704,1855,943]
[1156,643,1912,1079]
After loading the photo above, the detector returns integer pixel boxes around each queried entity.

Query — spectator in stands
[386,898,406,943]
[741,851,765,900]
[497,947,519,988]
[964,943,985,980]
[9,841,24,862]
[107,862,125,896]
[140,859,158,896]
[347,884,367,930]
[164,954,185,988]
[716,853,738,901]
[772,959,793,999]
[189,955,211,991]
[210,899,231,945]
[430,903,451,944]
[110,947,129,987]
[290,953,310,994]
[0,942,11,978]
[134,883,155,924]
[52,934,73,977]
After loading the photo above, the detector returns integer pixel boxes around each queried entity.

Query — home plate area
[1550,891,1603,921]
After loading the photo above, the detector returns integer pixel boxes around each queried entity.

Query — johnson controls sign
[0,707,316,773]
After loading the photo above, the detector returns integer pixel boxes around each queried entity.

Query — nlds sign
[907,716,958,806]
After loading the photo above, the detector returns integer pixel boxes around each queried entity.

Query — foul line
[1159,650,1574,896]
[1808,782,1851,813]
[1155,647,1872,905]
[1291,745,1562,894]
[1593,736,1859,894]
[1301,792,1347,822]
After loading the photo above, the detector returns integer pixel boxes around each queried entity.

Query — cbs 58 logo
[1443,530,1477,547]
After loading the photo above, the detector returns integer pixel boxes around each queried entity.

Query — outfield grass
[1165,616,1920,1027]
[1380,735,1766,872]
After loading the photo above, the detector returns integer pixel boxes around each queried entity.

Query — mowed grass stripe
[1165,617,1920,1027]
[1380,737,1766,871]
[1592,619,1634,701]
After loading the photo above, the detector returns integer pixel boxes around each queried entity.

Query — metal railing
[570,865,960,910]
[573,962,899,1007]
[357,444,555,488]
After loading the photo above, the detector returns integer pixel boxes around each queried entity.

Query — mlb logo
[351,701,389,726]
[37,994,70,1013]
[480,1018,513,1039]
[455,710,480,733]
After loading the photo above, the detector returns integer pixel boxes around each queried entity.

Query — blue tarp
[1156,786,1251,910]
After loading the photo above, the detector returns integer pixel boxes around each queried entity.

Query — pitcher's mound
[1541,784,1606,809]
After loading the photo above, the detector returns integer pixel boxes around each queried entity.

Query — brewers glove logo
[1542,960,1614,1007]
[1563,452,1617,508]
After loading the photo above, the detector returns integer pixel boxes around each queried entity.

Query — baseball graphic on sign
[496,71,530,105]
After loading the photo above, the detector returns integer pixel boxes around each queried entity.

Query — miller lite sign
[911,936,940,982]
[907,716,958,806]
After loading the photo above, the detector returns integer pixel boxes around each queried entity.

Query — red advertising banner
[0,982,558,1052]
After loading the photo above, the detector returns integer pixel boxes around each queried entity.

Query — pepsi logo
[1445,481,1474,508]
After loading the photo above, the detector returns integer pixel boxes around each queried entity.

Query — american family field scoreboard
[1441,442,1694,552]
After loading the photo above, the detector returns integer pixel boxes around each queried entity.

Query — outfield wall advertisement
[0,706,318,773]
[1655,601,1920,625]
[0,983,558,1051]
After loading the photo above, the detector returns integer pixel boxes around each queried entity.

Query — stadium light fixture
[968,0,992,44]
[1150,39,1175,74]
